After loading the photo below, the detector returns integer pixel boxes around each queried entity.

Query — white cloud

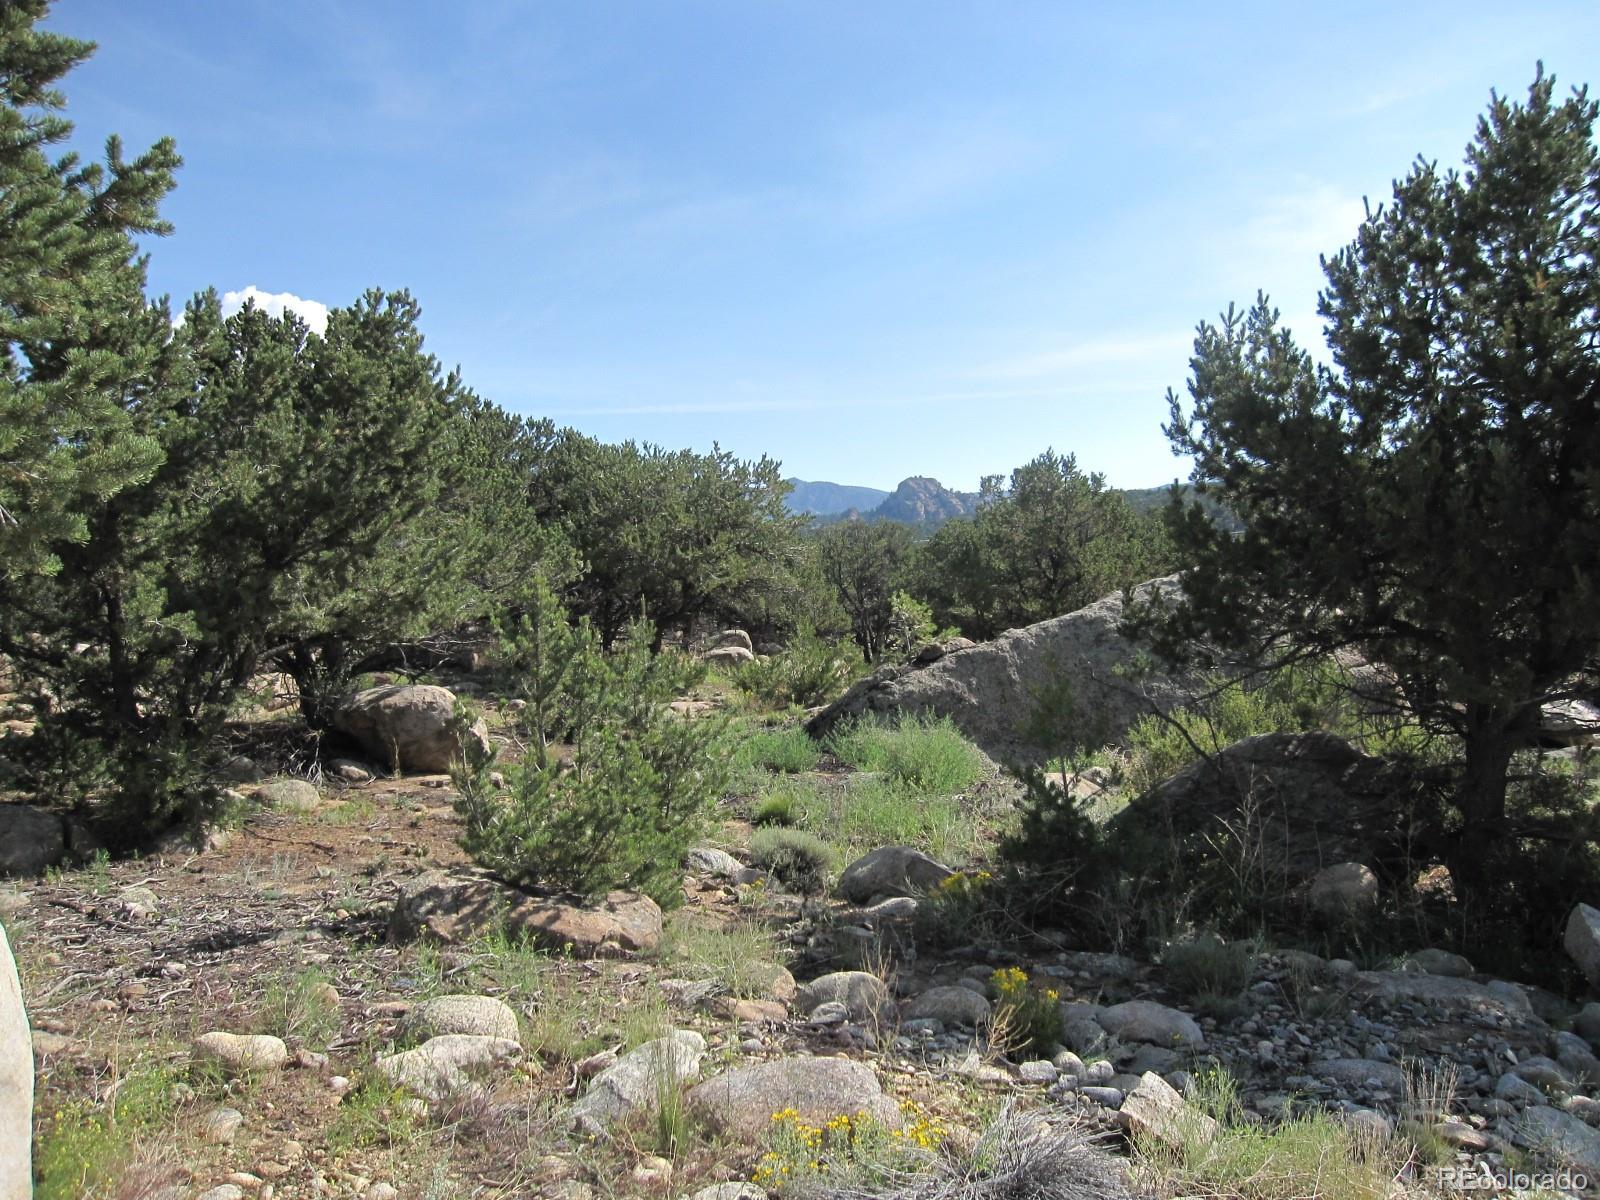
[220,286,330,336]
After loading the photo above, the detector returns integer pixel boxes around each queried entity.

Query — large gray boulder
[333,684,489,774]
[1111,731,1421,886]
[1540,699,1600,749]
[1516,1105,1600,1176]
[0,804,66,877]
[805,577,1202,762]
[1353,970,1535,1019]
[0,920,30,1200]
[688,1057,901,1139]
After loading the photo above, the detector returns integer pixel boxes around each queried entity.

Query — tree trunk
[1448,717,1519,902]
[101,585,140,732]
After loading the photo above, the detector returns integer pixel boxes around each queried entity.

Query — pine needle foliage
[456,596,727,909]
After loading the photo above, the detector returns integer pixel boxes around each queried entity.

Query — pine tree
[1135,70,1600,900]
[0,1,179,576]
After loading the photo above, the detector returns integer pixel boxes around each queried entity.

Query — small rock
[1406,948,1474,977]
[333,684,489,774]
[1566,904,1600,988]
[686,1186,769,1200]
[1128,1045,1181,1076]
[1307,862,1379,919]
[1081,1085,1125,1108]
[1514,1056,1572,1093]
[794,972,888,1023]
[631,1155,672,1190]
[686,847,744,878]
[568,1031,706,1134]
[403,994,520,1043]
[1436,1119,1490,1151]
[193,1032,289,1074]
[688,1057,901,1139]
[256,778,323,813]
[375,1034,521,1102]
[1515,1105,1600,1175]
[1494,1073,1544,1105]
[902,986,991,1028]
[1098,1000,1205,1049]
[201,1106,245,1145]
[197,1188,245,1200]
[1346,1108,1393,1139]
[1316,1058,1406,1096]
[1018,1060,1058,1084]
[835,846,952,904]
[1574,1001,1600,1047]
[713,997,786,1024]
[808,1001,848,1026]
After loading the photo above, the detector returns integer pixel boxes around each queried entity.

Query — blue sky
[48,1,1600,490]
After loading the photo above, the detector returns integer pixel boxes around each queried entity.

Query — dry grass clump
[788,1105,1135,1200]
[1132,1069,1412,1200]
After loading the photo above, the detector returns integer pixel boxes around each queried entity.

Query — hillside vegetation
[1,6,1600,1199]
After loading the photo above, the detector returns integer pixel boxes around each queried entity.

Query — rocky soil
[5,670,1600,1198]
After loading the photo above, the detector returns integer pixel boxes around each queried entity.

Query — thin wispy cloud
[978,333,1193,381]
[503,108,1042,245]
[538,379,1148,419]
[832,112,1042,223]
[541,397,814,417]
[1230,182,1368,278]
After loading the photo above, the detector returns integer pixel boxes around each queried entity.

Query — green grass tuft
[734,725,822,775]
[826,713,987,793]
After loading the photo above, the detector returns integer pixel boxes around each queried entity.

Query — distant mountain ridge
[783,479,890,515]
[784,475,979,527]
[788,475,1241,532]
